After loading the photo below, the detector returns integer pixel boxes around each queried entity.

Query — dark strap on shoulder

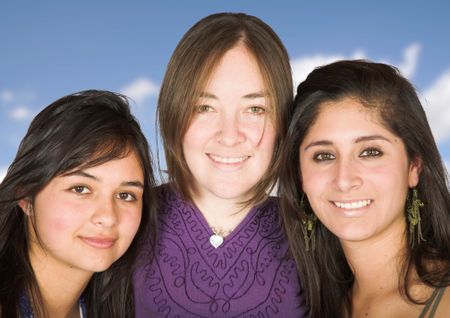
[418,287,446,318]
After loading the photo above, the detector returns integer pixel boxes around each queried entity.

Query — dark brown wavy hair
[279,60,450,318]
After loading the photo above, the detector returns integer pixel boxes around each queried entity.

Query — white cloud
[290,43,450,144]
[0,90,37,105]
[398,43,421,79]
[291,43,421,89]
[0,167,7,183]
[9,105,33,121]
[421,68,450,142]
[0,90,14,103]
[291,50,367,89]
[121,78,159,104]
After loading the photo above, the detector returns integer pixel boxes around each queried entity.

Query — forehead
[66,143,142,173]
[307,98,391,139]
[56,149,144,182]
[201,45,265,95]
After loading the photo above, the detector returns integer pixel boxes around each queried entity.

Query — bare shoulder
[433,286,450,318]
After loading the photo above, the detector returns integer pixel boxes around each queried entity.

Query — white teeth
[334,200,372,210]
[209,154,248,164]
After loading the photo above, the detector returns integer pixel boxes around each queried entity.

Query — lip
[206,153,250,169]
[330,199,373,217]
[80,236,116,249]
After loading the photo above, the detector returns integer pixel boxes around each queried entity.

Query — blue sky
[1,1,450,181]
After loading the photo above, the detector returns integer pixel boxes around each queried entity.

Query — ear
[408,156,422,188]
[18,199,32,216]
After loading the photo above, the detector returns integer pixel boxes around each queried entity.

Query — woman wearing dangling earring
[133,13,308,317]
[279,60,450,318]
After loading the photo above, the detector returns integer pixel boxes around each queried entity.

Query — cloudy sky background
[1,1,450,183]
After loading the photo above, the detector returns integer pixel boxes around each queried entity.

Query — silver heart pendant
[209,234,224,248]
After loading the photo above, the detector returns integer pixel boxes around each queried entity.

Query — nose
[216,112,245,146]
[334,157,362,192]
[91,196,117,228]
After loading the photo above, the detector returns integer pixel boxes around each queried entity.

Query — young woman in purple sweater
[133,12,307,317]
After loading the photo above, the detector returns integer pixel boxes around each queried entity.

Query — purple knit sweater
[133,186,307,317]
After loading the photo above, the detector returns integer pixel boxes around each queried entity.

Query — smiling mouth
[333,200,372,210]
[207,154,250,164]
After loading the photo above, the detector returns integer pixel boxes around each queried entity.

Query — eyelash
[247,106,266,115]
[195,105,267,115]
[312,147,383,162]
[70,186,138,202]
[71,185,90,194]
[116,192,137,202]
[360,147,382,157]
[195,105,214,113]
[313,153,335,162]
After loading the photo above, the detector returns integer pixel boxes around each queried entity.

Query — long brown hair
[0,90,157,317]
[158,12,292,205]
[279,60,450,318]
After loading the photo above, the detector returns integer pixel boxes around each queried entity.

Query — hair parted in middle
[279,60,450,318]
[158,12,293,205]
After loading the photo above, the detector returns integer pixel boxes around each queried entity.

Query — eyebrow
[303,140,333,151]
[122,181,145,189]
[303,134,392,151]
[354,135,392,143]
[62,170,98,180]
[242,92,267,99]
[61,171,144,188]
[198,91,267,100]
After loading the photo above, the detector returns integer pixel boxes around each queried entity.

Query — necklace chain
[210,226,233,237]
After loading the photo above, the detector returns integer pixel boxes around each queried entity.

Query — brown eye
[360,148,382,157]
[117,192,136,202]
[314,153,335,162]
[71,186,90,194]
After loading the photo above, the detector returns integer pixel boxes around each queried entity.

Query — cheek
[250,125,277,167]
[119,209,142,241]
[182,122,209,157]
[300,160,324,193]
[33,212,79,248]
[34,198,79,233]
[261,123,277,147]
[370,162,410,192]
[184,119,214,141]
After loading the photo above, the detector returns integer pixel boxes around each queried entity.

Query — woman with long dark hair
[280,60,450,317]
[0,90,157,317]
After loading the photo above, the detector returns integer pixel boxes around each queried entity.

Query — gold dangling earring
[300,193,317,251]
[407,187,425,246]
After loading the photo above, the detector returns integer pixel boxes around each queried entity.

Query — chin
[213,188,251,201]
[333,228,374,243]
[81,258,117,273]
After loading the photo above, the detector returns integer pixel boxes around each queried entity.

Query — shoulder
[250,196,290,244]
[257,195,279,211]
[19,293,34,317]
[433,286,450,318]
[155,183,186,207]
[254,196,281,223]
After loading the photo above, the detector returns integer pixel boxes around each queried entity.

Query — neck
[191,190,255,234]
[341,218,407,297]
[29,244,91,317]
